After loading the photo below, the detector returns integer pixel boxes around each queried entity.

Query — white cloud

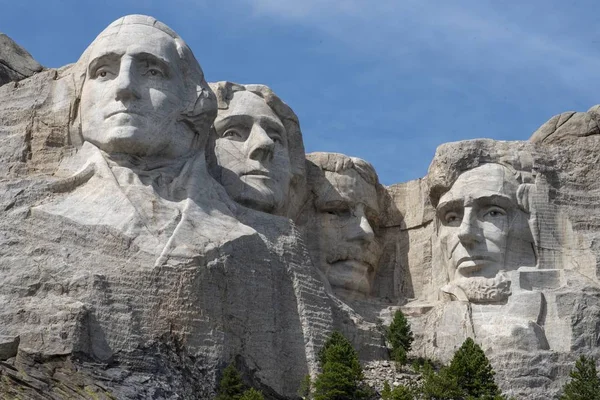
[237,0,600,96]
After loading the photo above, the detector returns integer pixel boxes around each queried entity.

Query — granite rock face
[0,33,42,86]
[2,14,600,400]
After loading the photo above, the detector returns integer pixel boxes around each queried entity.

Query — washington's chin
[84,126,166,156]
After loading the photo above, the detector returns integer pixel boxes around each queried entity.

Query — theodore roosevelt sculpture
[304,152,383,296]
[207,81,306,218]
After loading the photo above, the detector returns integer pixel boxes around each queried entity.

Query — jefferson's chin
[238,178,285,212]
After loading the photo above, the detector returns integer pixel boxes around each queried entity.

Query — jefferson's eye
[267,130,283,144]
[99,71,107,78]
[223,129,241,139]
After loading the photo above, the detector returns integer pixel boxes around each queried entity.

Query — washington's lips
[105,110,143,118]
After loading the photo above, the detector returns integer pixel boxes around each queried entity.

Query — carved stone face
[213,91,292,214]
[313,169,381,295]
[436,163,520,287]
[80,24,195,158]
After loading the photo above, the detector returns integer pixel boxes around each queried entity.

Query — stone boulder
[0,33,43,86]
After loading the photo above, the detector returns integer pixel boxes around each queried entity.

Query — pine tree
[390,384,414,400]
[240,388,265,400]
[216,363,246,400]
[560,355,600,400]
[387,309,414,365]
[313,331,369,400]
[419,363,463,400]
[382,380,392,400]
[298,374,312,399]
[446,338,502,399]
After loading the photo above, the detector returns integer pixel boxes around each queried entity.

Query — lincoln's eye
[99,71,107,78]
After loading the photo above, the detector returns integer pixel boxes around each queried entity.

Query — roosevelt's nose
[457,208,481,246]
[247,123,275,162]
[114,59,141,102]
[346,204,375,243]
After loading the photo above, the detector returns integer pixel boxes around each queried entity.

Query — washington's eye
[444,211,460,225]
[94,67,112,79]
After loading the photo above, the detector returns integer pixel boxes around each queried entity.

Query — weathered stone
[4,13,600,400]
[0,33,43,86]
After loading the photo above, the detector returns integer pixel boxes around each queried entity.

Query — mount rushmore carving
[1,14,600,399]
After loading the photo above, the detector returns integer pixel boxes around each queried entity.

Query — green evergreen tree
[216,363,246,400]
[419,363,463,400]
[390,384,414,400]
[560,355,600,400]
[382,380,392,400]
[313,331,369,400]
[387,309,414,365]
[240,388,265,400]
[446,338,502,399]
[298,374,312,399]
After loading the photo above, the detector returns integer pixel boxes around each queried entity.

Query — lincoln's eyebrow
[88,51,122,75]
[214,114,253,130]
[259,116,285,132]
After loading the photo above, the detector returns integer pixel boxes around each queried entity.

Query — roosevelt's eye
[483,206,506,219]
[327,209,351,218]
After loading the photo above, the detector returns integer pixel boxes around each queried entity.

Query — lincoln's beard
[447,272,512,303]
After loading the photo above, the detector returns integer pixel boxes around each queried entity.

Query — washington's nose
[457,209,481,246]
[247,124,275,162]
[114,59,140,102]
[347,205,375,243]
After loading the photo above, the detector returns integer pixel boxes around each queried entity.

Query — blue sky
[1,1,598,185]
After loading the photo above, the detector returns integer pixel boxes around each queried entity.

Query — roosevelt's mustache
[325,241,382,269]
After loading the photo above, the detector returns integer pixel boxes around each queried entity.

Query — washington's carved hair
[70,14,217,147]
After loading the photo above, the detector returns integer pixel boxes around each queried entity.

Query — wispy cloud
[238,0,600,98]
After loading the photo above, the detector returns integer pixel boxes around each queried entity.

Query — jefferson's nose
[347,205,375,243]
[247,124,275,162]
[457,208,481,246]
[115,59,141,102]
